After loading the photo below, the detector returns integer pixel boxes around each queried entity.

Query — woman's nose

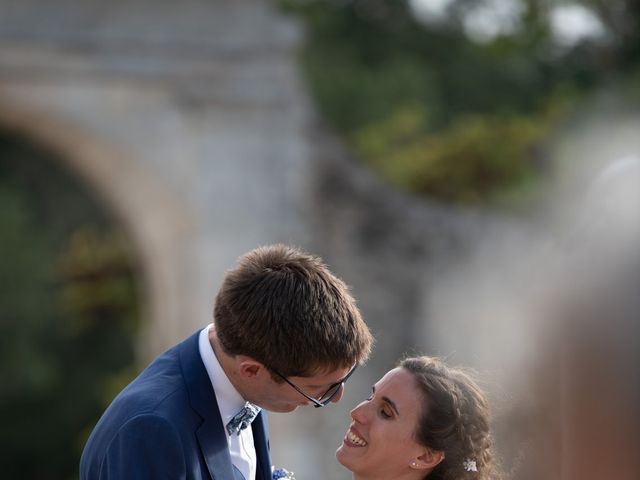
[350,401,368,423]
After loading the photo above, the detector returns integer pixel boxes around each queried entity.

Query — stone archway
[0,97,196,360]
[0,0,317,360]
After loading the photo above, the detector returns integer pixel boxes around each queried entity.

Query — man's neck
[208,327,248,400]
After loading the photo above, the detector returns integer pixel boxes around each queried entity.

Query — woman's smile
[344,426,368,447]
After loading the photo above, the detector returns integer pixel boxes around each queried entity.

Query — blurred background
[1,0,638,479]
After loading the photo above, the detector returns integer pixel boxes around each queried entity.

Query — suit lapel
[178,332,236,480]
[252,412,272,480]
[196,416,236,480]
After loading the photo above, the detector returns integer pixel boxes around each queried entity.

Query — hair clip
[463,458,478,472]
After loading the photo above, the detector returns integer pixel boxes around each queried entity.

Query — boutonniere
[272,467,296,479]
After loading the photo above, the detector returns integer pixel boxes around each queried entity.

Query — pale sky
[409,0,606,46]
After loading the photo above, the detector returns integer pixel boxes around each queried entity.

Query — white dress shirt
[199,324,258,480]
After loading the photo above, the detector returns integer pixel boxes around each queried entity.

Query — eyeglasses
[271,364,358,408]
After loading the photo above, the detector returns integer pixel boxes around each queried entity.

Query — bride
[336,356,500,480]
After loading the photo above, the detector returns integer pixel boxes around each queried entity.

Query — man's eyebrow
[371,385,399,415]
[306,382,330,389]
[306,365,356,389]
[304,379,339,389]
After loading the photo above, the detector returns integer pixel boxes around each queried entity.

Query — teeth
[347,430,368,446]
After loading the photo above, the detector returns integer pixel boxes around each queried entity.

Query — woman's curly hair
[400,357,500,480]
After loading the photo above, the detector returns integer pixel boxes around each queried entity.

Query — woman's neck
[353,471,422,480]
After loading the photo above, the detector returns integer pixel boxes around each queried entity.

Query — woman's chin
[335,444,349,466]
[336,443,357,471]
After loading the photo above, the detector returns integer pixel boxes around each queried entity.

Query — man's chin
[270,404,299,413]
[255,399,305,413]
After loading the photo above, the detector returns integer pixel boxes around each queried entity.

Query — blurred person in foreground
[508,255,640,480]
[337,356,500,480]
[80,244,373,480]
[508,156,640,480]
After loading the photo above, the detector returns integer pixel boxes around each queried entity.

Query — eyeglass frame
[270,363,358,408]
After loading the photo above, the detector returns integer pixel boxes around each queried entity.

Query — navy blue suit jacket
[80,331,272,480]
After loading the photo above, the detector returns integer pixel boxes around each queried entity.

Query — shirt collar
[198,323,250,424]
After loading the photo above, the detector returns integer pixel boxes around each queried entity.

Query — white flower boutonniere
[272,466,296,479]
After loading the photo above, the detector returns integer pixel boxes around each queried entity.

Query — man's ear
[237,357,265,379]
[409,448,445,471]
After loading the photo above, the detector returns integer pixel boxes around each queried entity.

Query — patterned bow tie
[226,402,261,436]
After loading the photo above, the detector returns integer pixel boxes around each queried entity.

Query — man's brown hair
[214,244,373,377]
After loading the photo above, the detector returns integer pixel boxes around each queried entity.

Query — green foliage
[0,133,141,480]
[0,186,58,399]
[353,108,551,207]
[283,0,640,208]
[303,43,436,133]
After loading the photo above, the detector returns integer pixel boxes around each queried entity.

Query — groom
[80,244,373,480]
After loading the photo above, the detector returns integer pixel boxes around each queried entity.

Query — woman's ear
[409,448,445,470]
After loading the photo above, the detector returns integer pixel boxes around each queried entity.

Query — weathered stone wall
[0,0,313,359]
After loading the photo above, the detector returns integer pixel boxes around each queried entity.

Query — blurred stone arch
[0,96,196,359]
